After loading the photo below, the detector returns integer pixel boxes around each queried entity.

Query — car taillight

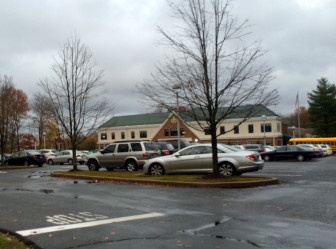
[32,155,39,159]
[50,153,55,156]
[162,150,170,155]
[259,149,265,152]
[246,154,257,161]
[76,154,82,157]
[143,153,148,159]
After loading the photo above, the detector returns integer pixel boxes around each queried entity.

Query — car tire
[48,159,54,165]
[125,160,138,171]
[68,159,73,165]
[88,160,100,171]
[297,155,305,162]
[149,163,165,176]
[219,162,235,177]
[263,155,272,161]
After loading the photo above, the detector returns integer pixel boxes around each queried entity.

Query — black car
[260,145,322,162]
[5,150,46,167]
[154,142,176,156]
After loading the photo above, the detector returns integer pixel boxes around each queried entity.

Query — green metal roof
[100,112,171,128]
[100,105,278,128]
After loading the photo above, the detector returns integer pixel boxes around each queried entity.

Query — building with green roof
[97,105,283,148]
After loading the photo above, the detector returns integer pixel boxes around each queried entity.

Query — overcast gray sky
[1,0,335,117]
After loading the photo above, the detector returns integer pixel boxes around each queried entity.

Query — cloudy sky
[1,0,336,117]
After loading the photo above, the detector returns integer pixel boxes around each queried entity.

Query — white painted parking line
[16,212,164,236]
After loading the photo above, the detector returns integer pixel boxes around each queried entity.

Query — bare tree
[31,93,52,149]
[39,37,113,171]
[0,75,14,164]
[139,0,279,175]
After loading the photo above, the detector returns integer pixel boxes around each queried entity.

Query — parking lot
[0,156,335,249]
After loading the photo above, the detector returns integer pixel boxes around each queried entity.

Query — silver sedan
[143,144,264,176]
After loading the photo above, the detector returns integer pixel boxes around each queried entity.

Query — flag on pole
[295,92,299,109]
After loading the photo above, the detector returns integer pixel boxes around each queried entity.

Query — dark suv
[86,141,160,171]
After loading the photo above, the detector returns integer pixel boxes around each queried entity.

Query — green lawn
[0,233,29,249]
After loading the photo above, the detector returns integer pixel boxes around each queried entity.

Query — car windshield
[27,150,41,155]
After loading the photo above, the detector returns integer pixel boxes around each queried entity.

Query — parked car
[233,144,265,153]
[158,139,191,151]
[315,144,332,156]
[86,141,161,171]
[299,144,324,157]
[39,149,58,159]
[47,150,86,165]
[260,145,322,161]
[143,144,264,176]
[4,150,45,167]
[154,142,175,156]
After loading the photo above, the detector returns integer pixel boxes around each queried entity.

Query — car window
[65,151,71,155]
[287,146,298,152]
[131,143,142,152]
[179,146,207,156]
[144,143,159,151]
[104,144,116,153]
[117,144,129,153]
[276,147,287,152]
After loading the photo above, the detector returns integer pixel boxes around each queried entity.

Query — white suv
[86,141,160,171]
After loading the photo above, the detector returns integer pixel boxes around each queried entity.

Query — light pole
[261,115,266,146]
[289,126,296,138]
[173,83,181,150]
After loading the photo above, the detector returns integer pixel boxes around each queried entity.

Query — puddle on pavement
[40,189,54,194]
[27,171,50,179]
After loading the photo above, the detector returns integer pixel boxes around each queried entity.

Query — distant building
[97,105,283,148]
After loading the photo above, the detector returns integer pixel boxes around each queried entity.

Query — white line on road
[16,212,164,236]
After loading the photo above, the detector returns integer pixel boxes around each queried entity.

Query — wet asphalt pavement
[0,156,335,249]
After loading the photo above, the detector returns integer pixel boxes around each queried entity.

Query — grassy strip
[52,171,271,183]
[0,232,29,249]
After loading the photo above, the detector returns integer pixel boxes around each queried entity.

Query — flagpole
[297,92,301,137]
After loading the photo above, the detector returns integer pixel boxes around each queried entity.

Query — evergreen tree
[308,78,336,136]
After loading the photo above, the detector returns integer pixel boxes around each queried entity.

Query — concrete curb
[51,172,279,188]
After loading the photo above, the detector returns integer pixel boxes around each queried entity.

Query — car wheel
[149,163,165,176]
[297,155,305,162]
[88,160,100,171]
[48,159,54,165]
[24,161,29,166]
[125,160,138,171]
[264,155,272,161]
[68,159,73,165]
[219,162,234,177]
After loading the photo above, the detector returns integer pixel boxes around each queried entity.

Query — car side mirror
[174,152,180,157]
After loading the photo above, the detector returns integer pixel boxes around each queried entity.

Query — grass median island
[0,232,29,249]
[52,170,277,186]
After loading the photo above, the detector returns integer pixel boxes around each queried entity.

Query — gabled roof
[99,105,278,128]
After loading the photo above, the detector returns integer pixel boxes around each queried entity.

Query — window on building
[164,129,169,136]
[121,132,125,139]
[204,127,211,135]
[140,131,147,138]
[180,128,185,136]
[170,128,177,136]
[234,126,239,134]
[220,126,225,134]
[131,131,135,139]
[261,123,272,132]
[101,133,107,140]
[111,132,115,140]
[248,124,254,133]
